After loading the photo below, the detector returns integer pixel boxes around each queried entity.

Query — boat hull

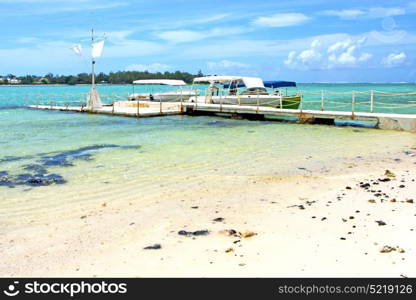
[129,90,196,102]
[199,95,301,109]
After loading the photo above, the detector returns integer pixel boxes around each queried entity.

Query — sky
[0,0,415,82]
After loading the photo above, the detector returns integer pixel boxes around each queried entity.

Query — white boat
[190,76,301,109]
[128,79,196,102]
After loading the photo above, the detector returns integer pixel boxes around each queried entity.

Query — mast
[91,28,95,90]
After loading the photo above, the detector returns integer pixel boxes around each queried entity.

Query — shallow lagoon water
[0,85,415,227]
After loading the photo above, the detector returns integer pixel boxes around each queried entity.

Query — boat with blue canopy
[190,76,301,109]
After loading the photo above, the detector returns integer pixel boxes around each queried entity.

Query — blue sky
[0,0,415,82]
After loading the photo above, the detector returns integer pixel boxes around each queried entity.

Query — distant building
[9,78,21,84]
[0,77,21,84]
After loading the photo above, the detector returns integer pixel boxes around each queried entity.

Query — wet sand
[0,145,415,277]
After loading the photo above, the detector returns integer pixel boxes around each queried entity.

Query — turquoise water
[0,83,416,113]
[1,83,415,113]
[0,84,415,227]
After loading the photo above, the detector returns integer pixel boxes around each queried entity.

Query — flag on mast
[91,40,105,58]
[70,44,83,56]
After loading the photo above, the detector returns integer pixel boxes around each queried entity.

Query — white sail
[70,44,83,56]
[91,40,105,58]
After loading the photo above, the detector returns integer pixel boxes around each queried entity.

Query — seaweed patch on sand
[0,144,140,188]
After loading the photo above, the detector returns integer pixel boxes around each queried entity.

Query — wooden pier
[28,100,416,132]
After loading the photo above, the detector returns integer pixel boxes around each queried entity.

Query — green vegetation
[0,70,203,85]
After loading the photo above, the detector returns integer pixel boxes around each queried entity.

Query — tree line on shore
[0,70,204,85]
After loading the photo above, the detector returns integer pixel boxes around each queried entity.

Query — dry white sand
[1,147,415,277]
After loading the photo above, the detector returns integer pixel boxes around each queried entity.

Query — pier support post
[220,94,223,112]
[321,90,324,111]
[370,90,374,113]
[351,91,356,120]
[257,93,259,113]
[137,100,140,117]
[180,90,183,113]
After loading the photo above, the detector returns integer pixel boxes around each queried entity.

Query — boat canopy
[193,76,242,84]
[194,76,265,89]
[132,79,187,86]
[263,81,296,88]
[242,77,265,89]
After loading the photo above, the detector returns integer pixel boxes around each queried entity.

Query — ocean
[0,83,415,228]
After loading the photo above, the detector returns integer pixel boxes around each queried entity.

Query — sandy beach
[1,141,415,278]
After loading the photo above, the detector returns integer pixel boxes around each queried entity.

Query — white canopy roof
[132,79,186,86]
[241,77,265,89]
[193,76,242,83]
[193,75,265,89]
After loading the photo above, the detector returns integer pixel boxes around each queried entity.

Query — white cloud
[285,37,372,70]
[155,27,245,43]
[156,30,204,43]
[252,13,310,27]
[321,7,405,19]
[207,60,249,69]
[367,7,406,18]
[0,0,125,16]
[205,60,253,76]
[125,63,173,72]
[381,52,407,67]
[284,39,323,70]
[321,9,365,19]
[358,52,372,62]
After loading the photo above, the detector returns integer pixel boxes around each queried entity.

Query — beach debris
[218,229,257,239]
[345,186,352,190]
[349,216,354,220]
[298,205,305,210]
[380,246,396,253]
[375,220,387,226]
[238,263,246,267]
[399,184,405,188]
[406,199,414,204]
[191,206,199,209]
[390,198,397,203]
[368,199,376,203]
[178,230,210,237]
[360,182,371,189]
[213,217,225,222]
[225,248,234,253]
[219,229,238,236]
[340,237,346,240]
[321,217,327,221]
[397,248,405,253]
[378,178,391,182]
[384,170,396,178]
[80,215,87,219]
[240,231,257,238]
[144,244,161,250]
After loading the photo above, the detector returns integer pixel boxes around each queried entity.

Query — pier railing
[26,89,416,115]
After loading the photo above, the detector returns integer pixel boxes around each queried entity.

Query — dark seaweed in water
[39,145,136,167]
[23,164,48,175]
[0,144,140,188]
[0,170,66,188]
